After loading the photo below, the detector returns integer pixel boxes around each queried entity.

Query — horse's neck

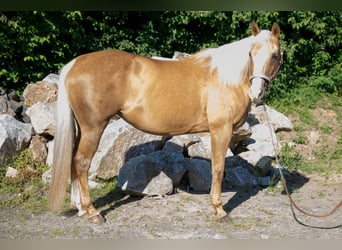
[214,37,254,86]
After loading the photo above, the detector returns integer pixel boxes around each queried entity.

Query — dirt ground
[0,172,341,239]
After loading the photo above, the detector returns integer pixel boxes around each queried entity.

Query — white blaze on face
[249,79,264,103]
[249,44,269,103]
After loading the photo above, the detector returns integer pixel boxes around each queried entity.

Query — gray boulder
[186,133,234,160]
[89,119,163,180]
[186,159,212,192]
[238,151,273,176]
[42,73,59,84]
[117,151,188,196]
[244,123,278,158]
[251,104,293,132]
[0,114,32,164]
[26,102,57,136]
[224,166,258,188]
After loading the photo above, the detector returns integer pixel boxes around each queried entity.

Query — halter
[249,74,270,85]
[249,46,283,86]
[248,47,282,104]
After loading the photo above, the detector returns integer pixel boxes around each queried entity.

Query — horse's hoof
[81,212,106,224]
[214,209,229,222]
[215,210,231,223]
[88,214,106,224]
[218,214,232,223]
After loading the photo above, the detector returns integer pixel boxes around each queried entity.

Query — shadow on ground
[84,140,310,221]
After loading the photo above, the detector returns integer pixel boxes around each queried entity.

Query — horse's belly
[119,59,209,135]
[120,104,209,136]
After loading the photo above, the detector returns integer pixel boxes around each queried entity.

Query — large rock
[89,119,163,180]
[0,96,13,116]
[23,81,57,107]
[0,95,20,118]
[26,102,57,136]
[42,73,59,84]
[186,133,211,159]
[231,122,252,150]
[163,128,247,160]
[28,135,48,163]
[162,134,201,155]
[244,123,278,158]
[0,114,32,164]
[186,159,212,192]
[224,166,258,188]
[117,149,214,195]
[251,105,293,132]
[186,133,234,160]
[238,151,273,176]
[117,151,189,196]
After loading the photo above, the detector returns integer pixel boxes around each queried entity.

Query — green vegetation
[279,143,310,172]
[0,147,119,210]
[0,149,49,210]
[0,11,341,97]
[273,89,342,175]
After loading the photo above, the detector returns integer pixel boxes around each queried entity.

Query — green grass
[320,123,332,134]
[292,132,306,145]
[279,143,310,172]
[270,83,342,175]
[0,149,49,210]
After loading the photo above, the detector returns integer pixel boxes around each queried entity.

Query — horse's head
[248,22,283,105]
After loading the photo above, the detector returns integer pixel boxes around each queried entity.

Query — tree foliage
[0,11,341,98]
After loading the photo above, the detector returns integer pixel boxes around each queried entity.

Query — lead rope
[262,103,342,229]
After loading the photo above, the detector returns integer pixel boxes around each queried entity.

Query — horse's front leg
[209,124,232,221]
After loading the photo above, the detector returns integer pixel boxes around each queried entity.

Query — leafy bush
[309,64,342,96]
[0,11,341,98]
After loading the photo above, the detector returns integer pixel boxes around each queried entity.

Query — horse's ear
[272,23,280,38]
[251,21,259,36]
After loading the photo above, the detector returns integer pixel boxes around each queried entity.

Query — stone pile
[0,74,58,168]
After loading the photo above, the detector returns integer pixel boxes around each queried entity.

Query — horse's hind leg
[72,122,107,223]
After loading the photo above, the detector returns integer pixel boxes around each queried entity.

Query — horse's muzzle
[249,74,270,105]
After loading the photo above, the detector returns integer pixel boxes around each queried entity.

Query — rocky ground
[1,172,341,239]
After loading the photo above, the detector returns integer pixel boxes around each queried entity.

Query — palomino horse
[48,22,282,223]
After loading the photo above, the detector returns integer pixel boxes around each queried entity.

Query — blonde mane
[194,30,272,86]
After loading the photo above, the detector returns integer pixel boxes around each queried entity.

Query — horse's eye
[272,53,278,60]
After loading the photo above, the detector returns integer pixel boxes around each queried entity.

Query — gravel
[1,173,341,239]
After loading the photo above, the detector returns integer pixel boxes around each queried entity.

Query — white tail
[48,59,76,211]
